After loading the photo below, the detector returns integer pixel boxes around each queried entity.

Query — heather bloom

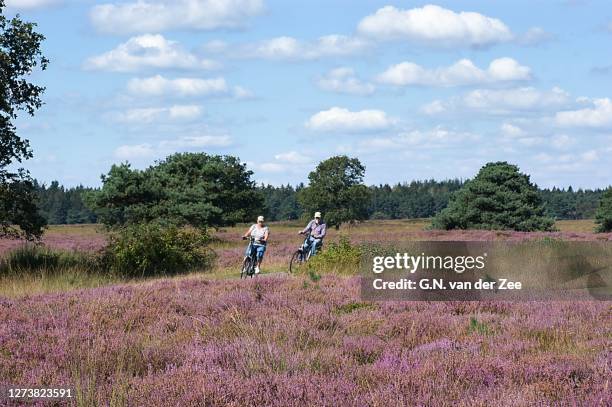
[0,274,609,405]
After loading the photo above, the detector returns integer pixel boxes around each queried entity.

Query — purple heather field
[1,276,610,406]
[0,221,611,406]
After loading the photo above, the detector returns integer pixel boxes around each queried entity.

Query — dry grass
[555,219,597,233]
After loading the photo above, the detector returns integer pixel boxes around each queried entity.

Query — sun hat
[257,215,264,222]
[314,212,321,218]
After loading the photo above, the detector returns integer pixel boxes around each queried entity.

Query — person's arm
[243,225,253,238]
[263,228,269,242]
[300,220,313,234]
[317,223,327,239]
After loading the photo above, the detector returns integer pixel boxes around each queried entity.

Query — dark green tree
[259,183,302,221]
[0,2,48,239]
[594,187,612,233]
[297,156,371,229]
[432,162,555,231]
[86,153,263,229]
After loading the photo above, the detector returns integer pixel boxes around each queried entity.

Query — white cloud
[114,134,232,160]
[114,144,155,160]
[487,58,532,81]
[535,149,600,172]
[116,105,203,123]
[377,57,530,87]
[316,67,375,95]
[464,87,569,111]
[357,5,512,47]
[517,27,555,46]
[232,86,255,100]
[253,151,313,174]
[5,0,60,9]
[85,35,219,72]
[358,127,479,152]
[580,150,599,162]
[551,134,576,150]
[90,0,264,35]
[257,163,286,173]
[158,135,232,149]
[420,100,446,115]
[555,98,612,128]
[425,87,570,115]
[243,35,369,60]
[274,151,311,164]
[305,107,394,133]
[202,40,228,53]
[500,123,525,138]
[126,75,251,99]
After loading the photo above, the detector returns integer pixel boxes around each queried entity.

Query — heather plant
[0,275,609,406]
[594,187,612,232]
[101,223,212,278]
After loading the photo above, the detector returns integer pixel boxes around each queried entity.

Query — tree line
[34,177,606,225]
[1,6,611,240]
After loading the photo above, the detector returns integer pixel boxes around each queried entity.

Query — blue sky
[5,0,612,189]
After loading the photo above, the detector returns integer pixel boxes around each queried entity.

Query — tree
[0,2,48,239]
[432,162,555,232]
[86,153,263,229]
[594,187,612,233]
[297,156,371,229]
[259,184,301,221]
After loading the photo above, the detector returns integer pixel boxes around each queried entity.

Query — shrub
[100,223,212,278]
[307,236,362,274]
[594,188,612,233]
[0,244,98,275]
[432,162,555,232]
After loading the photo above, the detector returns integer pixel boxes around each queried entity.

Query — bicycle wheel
[241,256,252,279]
[289,250,304,273]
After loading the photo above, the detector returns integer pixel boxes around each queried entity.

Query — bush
[0,244,98,275]
[432,162,555,232]
[307,236,362,274]
[101,224,212,278]
[595,188,612,233]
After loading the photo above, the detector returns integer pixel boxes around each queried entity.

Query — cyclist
[242,215,269,274]
[298,211,326,257]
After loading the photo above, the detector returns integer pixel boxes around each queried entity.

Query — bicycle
[289,231,322,273]
[240,236,259,279]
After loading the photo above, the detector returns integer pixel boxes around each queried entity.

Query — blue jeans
[245,243,266,261]
[307,237,322,257]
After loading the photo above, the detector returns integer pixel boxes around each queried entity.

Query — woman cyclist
[242,215,269,274]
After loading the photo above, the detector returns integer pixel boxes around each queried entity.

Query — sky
[4,0,612,189]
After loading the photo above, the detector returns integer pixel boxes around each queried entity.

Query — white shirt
[249,224,269,243]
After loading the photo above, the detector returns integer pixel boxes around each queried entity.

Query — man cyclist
[298,211,326,257]
[242,215,269,274]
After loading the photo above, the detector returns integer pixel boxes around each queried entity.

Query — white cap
[314,211,322,218]
[257,215,264,222]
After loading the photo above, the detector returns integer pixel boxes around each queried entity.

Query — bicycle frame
[300,232,313,254]
[241,236,259,278]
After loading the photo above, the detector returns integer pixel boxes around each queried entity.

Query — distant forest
[35,179,606,225]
